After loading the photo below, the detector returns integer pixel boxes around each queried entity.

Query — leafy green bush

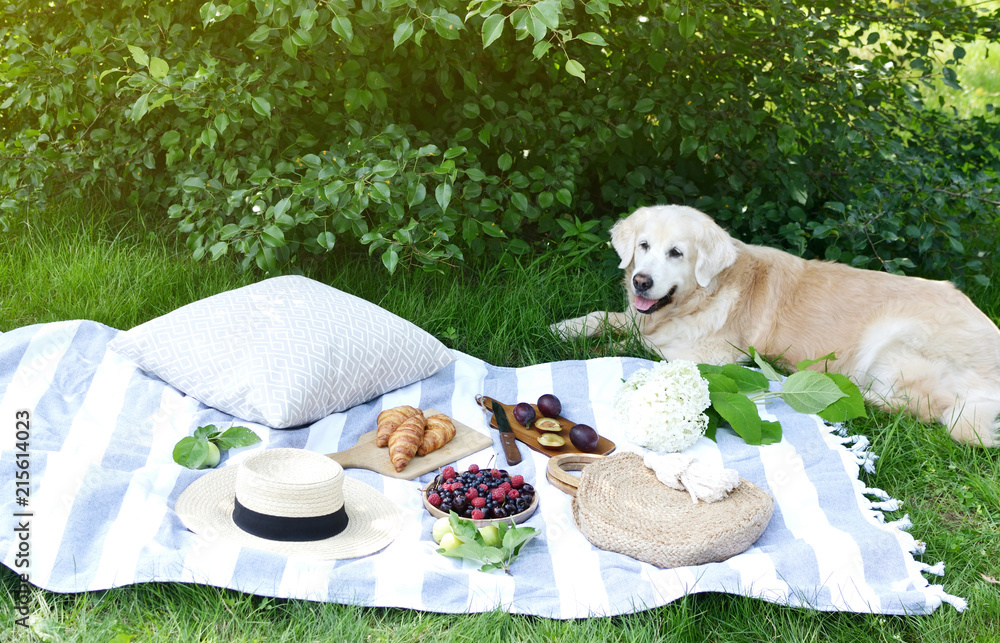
[2,0,998,283]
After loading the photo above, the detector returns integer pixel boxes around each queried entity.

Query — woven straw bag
[567,452,774,568]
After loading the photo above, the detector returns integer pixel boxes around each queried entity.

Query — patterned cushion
[107,276,455,428]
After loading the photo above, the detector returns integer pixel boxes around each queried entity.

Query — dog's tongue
[634,295,658,312]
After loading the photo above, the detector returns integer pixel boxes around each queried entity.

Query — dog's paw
[549,319,575,340]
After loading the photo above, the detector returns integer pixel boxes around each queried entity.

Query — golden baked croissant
[417,413,456,456]
[376,405,421,448]
[388,410,426,472]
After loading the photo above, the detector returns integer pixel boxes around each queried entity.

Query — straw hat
[571,452,773,568]
[175,448,402,560]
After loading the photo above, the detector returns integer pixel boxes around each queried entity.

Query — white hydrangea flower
[614,360,711,453]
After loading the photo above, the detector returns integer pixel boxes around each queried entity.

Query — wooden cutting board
[327,409,492,480]
[478,396,615,458]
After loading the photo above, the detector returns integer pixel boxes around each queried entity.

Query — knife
[490,398,522,466]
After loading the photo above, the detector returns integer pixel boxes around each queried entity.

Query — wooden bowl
[422,481,538,528]
[545,453,606,496]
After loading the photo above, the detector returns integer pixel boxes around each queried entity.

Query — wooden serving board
[327,409,492,481]
[478,396,615,458]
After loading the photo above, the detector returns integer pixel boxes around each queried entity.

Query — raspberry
[498,481,511,494]
[479,483,489,492]
[471,497,486,508]
[471,509,485,520]
[510,474,524,488]
[427,493,442,507]
[491,468,502,479]
[507,489,520,500]
[491,488,506,502]
[465,487,479,499]
[442,466,456,480]
[467,464,480,473]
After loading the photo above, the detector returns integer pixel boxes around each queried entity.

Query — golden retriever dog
[551,205,1000,447]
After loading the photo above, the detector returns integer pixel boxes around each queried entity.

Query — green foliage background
[2,0,999,283]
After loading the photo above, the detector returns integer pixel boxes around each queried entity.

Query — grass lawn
[1,200,998,642]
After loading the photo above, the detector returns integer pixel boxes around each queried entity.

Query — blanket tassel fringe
[830,425,967,612]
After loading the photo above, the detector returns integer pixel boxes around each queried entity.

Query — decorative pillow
[107,275,455,428]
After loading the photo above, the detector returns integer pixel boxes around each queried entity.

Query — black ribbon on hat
[233,498,349,542]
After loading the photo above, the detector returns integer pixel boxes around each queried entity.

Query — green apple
[432,516,453,544]
[438,532,462,551]
[200,441,221,469]
[479,525,501,547]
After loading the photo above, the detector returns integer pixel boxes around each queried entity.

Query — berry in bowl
[423,464,538,527]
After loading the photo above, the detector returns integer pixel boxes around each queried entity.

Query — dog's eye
[638,241,649,251]
[668,247,683,258]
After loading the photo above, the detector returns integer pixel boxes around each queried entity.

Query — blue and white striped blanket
[0,320,964,617]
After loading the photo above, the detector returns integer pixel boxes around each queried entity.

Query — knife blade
[490,398,522,465]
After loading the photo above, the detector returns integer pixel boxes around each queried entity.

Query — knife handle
[499,431,522,465]
[485,396,523,466]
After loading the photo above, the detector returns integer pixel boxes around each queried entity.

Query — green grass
[0,201,255,331]
[1,201,999,642]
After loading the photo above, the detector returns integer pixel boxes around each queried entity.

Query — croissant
[417,414,457,456]
[376,405,421,448]
[388,410,426,472]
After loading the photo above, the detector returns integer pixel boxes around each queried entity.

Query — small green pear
[201,441,221,469]
[479,525,501,547]
[432,516,453,544]
[438,532,462,551]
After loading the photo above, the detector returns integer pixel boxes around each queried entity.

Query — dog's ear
[694,220,739,287]
[610,215,636,269]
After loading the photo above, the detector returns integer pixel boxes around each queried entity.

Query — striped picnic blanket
[0,320,964,617]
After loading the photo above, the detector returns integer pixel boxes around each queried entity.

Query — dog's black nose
[633,273,653,293]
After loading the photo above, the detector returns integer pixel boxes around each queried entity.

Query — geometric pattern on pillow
[107,275,455,428]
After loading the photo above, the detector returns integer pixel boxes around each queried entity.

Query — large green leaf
[759,420,783,445]
[721,364,769,393]
[331,16,354,42]
[172,437,217,469]
[703,373,738,394]
[781,370,848,415]
[678,14,697,38]
[213,426,261,451]
[817,373,868,422]
[260,225,285,248]
[127,44,149,67]
[392,19,414,48]
[251,96,272,118]
[565,59,586,81]
[710,391,762,445]
[482,14,504,48]
[577,31,608,46]
[149,57,169,79]
[435,182,452,212]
